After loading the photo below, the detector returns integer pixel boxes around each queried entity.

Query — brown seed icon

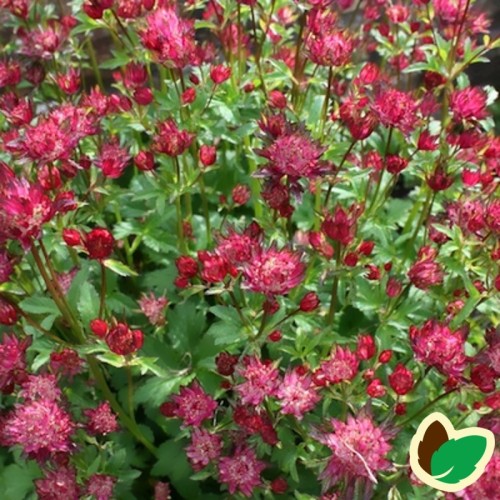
[417,420,448,474]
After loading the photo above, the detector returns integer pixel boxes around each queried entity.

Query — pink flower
[140,8,198,68]
[0,179,55,250]
[85,474,116,500]
[409,319,467,377]
[215,228,261,269]
[19,374,61,402]
[235,356,280,405]
[2,399,75,460]
[50,348,84,379]
[138,292,168,326]
[84,401,119,435]
[317,415,392,489]
[275,370,320,419]
[185,428,223,471]
[388,364,414,395]
[408,247,444,290]
[172,382,218,427]
[322,204,359,246]
[450,86,488,122]
[218,445,266,497]
[242,246,305,296]
[256,129,328,180]
[0,333,31,394]
[35,466,79,500]
[372,88,418,133]
[95,140,130,179]
[307,29,354,67]
[152,119,194,157]
[317,346,359,385]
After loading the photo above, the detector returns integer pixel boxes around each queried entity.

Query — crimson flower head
[409,319,467,377]
[256,127,328,181]
[185,428,223,472]
[450,86,488,122]
[0,178,63,250]
[172,381,218,427]
[56,68,80,95]
[389,363,414,395]
[105,322,143,356]
[84,401,119,435]
[242,246,305,296]
[210,64,231,84]
[299,291,320,312]
[235,356,280,405]
[0,298,17,326]
[153,119,194,157]
[339,96,379,140]
[218,445,266,497]
[306,28,354,67]
[134,150,156,171]
[35,467,79,500]
[231,184,251,205]
[322,204,360,246]
[199,144,217,167]
[1,398,75,461]
[140,8,198,68]
[95,140,130,179]
[408,246,444,290]
[275,370,320,419]
[83,228,114,260]
[372,88,418,134]
[0,333,31,394]
[316,414,392,489]
[317,346,359,385]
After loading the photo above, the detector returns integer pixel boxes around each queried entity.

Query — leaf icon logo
[409,412,495,492]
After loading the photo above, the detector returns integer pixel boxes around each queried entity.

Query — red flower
[268,90,287,109]
[0,333,31,394]
[356,334,376,360]
[409,319,466,377]
[242,246,304,296]
[134,150,156,171]
[318,346,359,385]
[231,184,251,205]
[372,88,418,133]
[450,87,488,122]
[35,467,79,500]
[210,64,231,84]
[185,428,223,471]
[389,364,414,395]
[175,255,198,278]
[218,445,266,497]
[153,119,194,157]
[235,356,280,405]
[84,401,119,435]
[0,298,17,325]
[408,247,444,290]
[62,228,81,247]
[199,144,217,167]
[56,68,80,95]
[84,228,114,260]
[140,8,198,68]
[299,291,320,312]
[95,140,130,179]
[367,378,386,397]
[105,322,143,355]
[172,382,218,427]
[322,204,359,246]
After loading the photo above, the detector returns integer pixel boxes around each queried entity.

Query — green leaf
[430,436,488,484]
[19,295,60,316]
[77,281,100,326]
[103,259,138,277]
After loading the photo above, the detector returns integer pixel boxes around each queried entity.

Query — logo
[409,412,495,492]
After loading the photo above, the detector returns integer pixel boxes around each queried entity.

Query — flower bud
[299,292,320,312]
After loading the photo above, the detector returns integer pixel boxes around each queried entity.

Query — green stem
[85,38,104,89]
[99,263,106,318]
[327,242,341,325]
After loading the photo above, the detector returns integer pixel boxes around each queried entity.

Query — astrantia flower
[235,356,279,405]
[35,466,79,500]
[95,140,130,179]
[85,474,116,500]
[0,249,14,283]
[172,382,218,427]
[372,88,418,134]
[140,8,198,68]
[317,346,359,385]
[83,228,114,261]
[152,119,194,157]
[2,399,74,460]
[50,348,84,379]
[242,246,304,296]
[317,415,392,490]
[218,445,266,497]
[84,401,119,436]
[322,204,361,246]
[0,333,31,394]
[19,374,61,402]
[256,129,328,181]
[409,319,467,377]
[185,428,223,471]
[0,297,17,325]
[450,87,488,122]
[0,179,54,250]
[215,228,261,270]
[307,29,354,67]
[276,370,320,419]
[105,323,143,356]
[408,247,444,290]
[138,292,168,326]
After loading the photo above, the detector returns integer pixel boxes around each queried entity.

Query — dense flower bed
[0,0,499,498]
